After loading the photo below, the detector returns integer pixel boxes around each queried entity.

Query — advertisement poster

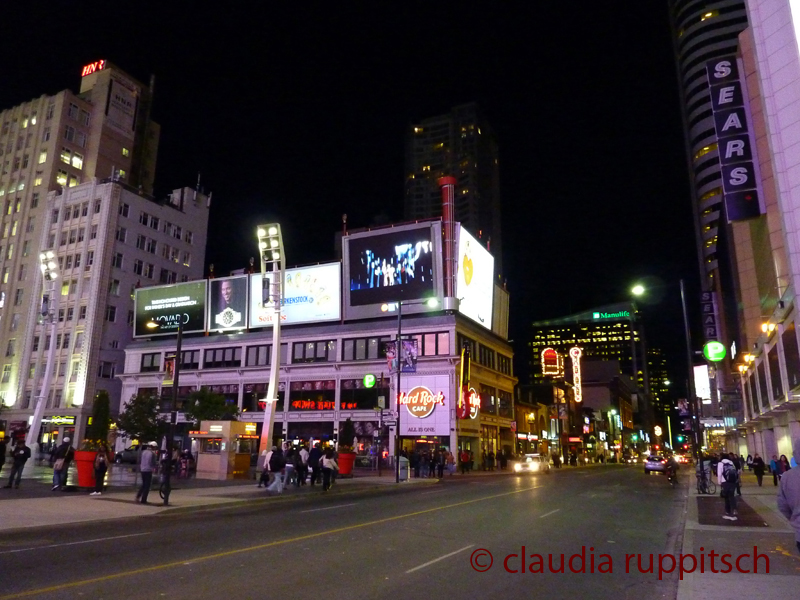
[348,226,435,306]
[456,226,494,329]
[381,340,418,373]
[134,281,207,337]
[249,263,341,328]
[208,275,248,332]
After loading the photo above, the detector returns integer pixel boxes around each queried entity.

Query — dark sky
[2,2,699,386]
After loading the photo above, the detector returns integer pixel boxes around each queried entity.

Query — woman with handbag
[90,444,110,496]
[51,438,74,491]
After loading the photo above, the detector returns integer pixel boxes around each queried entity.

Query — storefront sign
[458,387,481,420]
[42,416,76,425]
[399,386,445,418]
[291,400,335,411]
[363,374,376,388]
[570,347,583,402]
[568,437,582,443]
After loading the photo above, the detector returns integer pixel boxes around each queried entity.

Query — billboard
[134,281,207,337]
[398,375,451,436]
[456,226,494,328]
[343,222,442,320]
[249,262,341,328]
[208,275,249,332]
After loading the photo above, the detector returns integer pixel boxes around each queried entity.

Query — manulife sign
[592,311,630,320]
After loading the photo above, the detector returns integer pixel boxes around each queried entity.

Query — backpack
[722,461,738,484]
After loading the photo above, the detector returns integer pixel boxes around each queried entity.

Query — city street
[0,466,686,600]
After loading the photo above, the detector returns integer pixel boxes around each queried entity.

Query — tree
[338,418,357,453]
[116,392,161,443]
[82,390,112,449]
[183,388,239,427]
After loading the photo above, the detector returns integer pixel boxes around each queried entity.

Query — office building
[404,103,503,272]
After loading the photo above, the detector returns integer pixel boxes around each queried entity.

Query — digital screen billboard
[347,226,435,306]
[208,275,249,332]
[134,281,207,338]
[456,226,494,328]
[249,262,341,328]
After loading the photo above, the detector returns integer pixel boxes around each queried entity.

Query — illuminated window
[31,115,36,125]
[122,147,130,157]
[694,143,717,160]
[56,170,68,186]
[34,172,43,186]
[22,118,28,129]
[700,10,718,21]
[118,169,126,179]
[71,153,83,170]
[38,150,47,164]
[413,127,423,133]
[60,148,71,164]
[68,176,79,188]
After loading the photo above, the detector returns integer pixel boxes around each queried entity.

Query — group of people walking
[259,443,339,493]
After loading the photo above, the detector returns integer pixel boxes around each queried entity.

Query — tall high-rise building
[667,1,749,406]
[0,61,208,449]
[404,103,503,272]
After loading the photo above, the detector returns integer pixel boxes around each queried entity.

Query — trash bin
[398,456,410,481]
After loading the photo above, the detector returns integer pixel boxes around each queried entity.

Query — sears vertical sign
[706,57,764,222]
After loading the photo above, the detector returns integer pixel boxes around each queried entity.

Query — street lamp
[26,252,60,448]
[381,297,439,483]
[147,318,182,506]
[256,224,284,455]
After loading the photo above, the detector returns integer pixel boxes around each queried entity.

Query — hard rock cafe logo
[398,386,445,418]
[457,387,481,419]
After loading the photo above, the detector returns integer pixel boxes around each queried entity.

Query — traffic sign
[381,410,397,419]
[383,420,398,427]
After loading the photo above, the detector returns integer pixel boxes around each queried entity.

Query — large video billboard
[344,222,442,320]
[208,275,249,332]
[249,262,341,328]
[134,281,207,338]
[456,226,494,329]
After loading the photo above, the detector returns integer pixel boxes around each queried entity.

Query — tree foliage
[82,390,112,449]
[115,392,161,443]
[338,418,357,453]
[184,388,239,427]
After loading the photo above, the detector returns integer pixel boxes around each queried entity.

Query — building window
[16,264,26,281]
[9,313,19,331]
[497,355,512,375]
[85,250,94,269]
[115,227,127,243]
[2,365,11,383]
[108,279,120,295]
[119,202,129,218]
[79,305,87,320]
[5,339,15,357]
[112,253,123,269]
[31,192,39,208]
[90,224,97,240]
[66,307,74,321]
[141,353,160,373]
[13,289,22,306]
[288,380,336,411]
[60,148,71,164]
[292,340,337,363]
[32,336,39,352]
[98,361,116,379]
[71,153,83,170]
[203,347,242,369]
[69,229,77,244]
[184,230,193,244]
[105,305,116,322]
[64,125,75,142]
[68,103,79,120]
[245,345,271,367]
[340,377,390,410]
[122,147,130,157]
[133,259,143,275]
[144,263,154,278]
[342,336,388,361]
[179,350,201,370]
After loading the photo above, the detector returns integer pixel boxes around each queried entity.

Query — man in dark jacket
[777,437,800,554]
[308,443,323,486]
[51,437,74,491]
[267,447,286,494]
[752,454,766,486]
[4,440,31,489]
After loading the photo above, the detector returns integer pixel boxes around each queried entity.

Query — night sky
[3,2,699,386]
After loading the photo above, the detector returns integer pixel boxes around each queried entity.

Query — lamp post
[381,297,438,483]
[26,252,60,449]
[146,318,182,506]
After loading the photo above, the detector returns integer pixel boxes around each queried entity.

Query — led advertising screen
[134,281,207,338]
[208,275,249,332]
[456,226,494,328]
[249,262,341,328]
[348,225,435,307]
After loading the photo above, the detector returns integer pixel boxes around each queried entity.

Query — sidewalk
[677,469,800,599]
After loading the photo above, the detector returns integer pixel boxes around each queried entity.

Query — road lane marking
[539,509,561,519]
[0,533,151,555]
[300,503,357,513]
[419,489,447,494]
[405,545,475,573]
[0,484,541,599]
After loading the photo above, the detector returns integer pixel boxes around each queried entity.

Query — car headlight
[514,463,522,472]
[530,462,538,471]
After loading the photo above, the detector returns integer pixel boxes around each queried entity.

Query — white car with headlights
[513,454,551,474]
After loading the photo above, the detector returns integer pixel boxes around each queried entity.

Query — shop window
[288,380,336,411]
[340,377,390,410]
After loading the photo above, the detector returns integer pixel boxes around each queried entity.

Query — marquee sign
[570,347,583,403]
[399,386,445,418]
[541,347,563,377]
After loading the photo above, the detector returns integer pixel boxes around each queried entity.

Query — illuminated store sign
[541,347,563,376]
[592,311,630,320]
[458,387,481,420]
[570,347,583,403]
[42,416,76,425]
[81,60,106,77]
[399,386,445,418]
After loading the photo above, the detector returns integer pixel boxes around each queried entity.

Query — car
[513,454,551,474]
[114,445,141,464]
[644,455,667,474]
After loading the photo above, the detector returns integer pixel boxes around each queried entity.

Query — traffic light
[653,444,659,450]
[631,434,638,442]
[676,435,684,442]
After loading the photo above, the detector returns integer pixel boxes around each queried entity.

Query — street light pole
[162,318,182,506]
[679,279,702,465]
[395,300,402,484]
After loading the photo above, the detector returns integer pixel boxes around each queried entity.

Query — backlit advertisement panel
[343,222,443,320]
[249,262,341,328]
[456,226,494,328]
[134,281,207,338]
[208,275,249,332]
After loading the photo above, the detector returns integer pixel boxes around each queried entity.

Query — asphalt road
[0,466,685,600]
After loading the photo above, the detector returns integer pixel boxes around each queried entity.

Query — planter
[74,450,98,488]
[337,452,357,477]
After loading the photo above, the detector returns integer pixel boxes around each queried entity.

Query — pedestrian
[731,453,743,496]
[436,450,445,478]
[266,446,286,494]
[488,450,495,471]
[136,442,158,504]
[258,447,273,488]
[500,450,508,470]
[780,455,791,480]
[292,447,304,487]
[4,439,31,489]
[428,451,437,478]
[89,443,111,496]
[460,449,470,475]
[752,453,765,487]
[51,437,74,491]
[468,450,474,472]
[746,454,753,471]
[718,453,739,520]
[777,437,800,554]
[321,448,338,492]
[284,447,296,487]
[308,443,322,486]
[299,444,309,485]
[0,437,6,478]
[446,451,456,475]
[771,454,780,486]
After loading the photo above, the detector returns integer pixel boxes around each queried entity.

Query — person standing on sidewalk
[266,446,286,494]
[4,439,31,489]
[136,442,158,504]
[258,447,273,488]
[459,449,470,475]
[321,448,337,492]
[0,437,7,478]
[752,454,766,487]
[777,437,800,554]
[771,455,780,486]
[90,444,110,496]
[299,444,309,485]
[718,454,739,521]
[51,437,74,491]
[308,443,322,486]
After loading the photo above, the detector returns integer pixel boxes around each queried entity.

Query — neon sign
[541,347,563,376]
[570,346,583,403]
[458,387,481,419]
[399,386,445,418]
[592,310,630,320]
[81,60,106,77]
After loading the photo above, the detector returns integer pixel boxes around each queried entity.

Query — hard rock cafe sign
[399,386,445,418]
[457,387,481,419]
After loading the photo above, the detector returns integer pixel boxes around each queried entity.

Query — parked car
[513,453,551,474]
[114,445,141,464]
[644,455,667,474]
